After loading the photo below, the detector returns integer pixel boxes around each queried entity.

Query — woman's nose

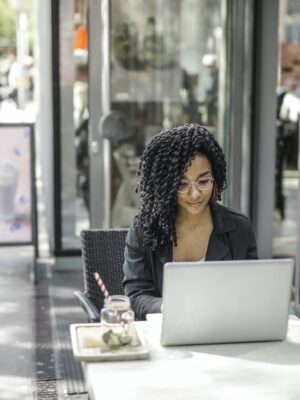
[189,182,202,198]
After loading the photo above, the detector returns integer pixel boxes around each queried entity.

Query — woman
[123,124,258,320]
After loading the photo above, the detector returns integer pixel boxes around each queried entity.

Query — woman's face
[177,154,214,217]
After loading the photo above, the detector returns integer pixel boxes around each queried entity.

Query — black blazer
[123,203,258,320]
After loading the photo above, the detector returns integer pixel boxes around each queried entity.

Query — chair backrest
[80,229,128,311]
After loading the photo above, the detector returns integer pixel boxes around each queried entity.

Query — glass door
[110,0,223,227]
[54,0,90,251]
[89,0,227,229]
[54,0,254,252]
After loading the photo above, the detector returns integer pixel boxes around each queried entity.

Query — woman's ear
[210,183,218,203]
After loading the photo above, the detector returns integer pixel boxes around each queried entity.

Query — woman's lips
[186,201,202,206]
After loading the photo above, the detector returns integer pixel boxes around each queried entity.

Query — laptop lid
[161,258,294,346]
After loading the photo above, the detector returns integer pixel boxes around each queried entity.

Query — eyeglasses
[177,177,214,193]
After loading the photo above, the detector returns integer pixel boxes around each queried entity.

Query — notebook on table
[159,258,294,346]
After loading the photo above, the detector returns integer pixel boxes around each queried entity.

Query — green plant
[0,0,17,48]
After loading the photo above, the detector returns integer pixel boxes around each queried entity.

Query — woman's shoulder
[221,204,250,221]
[127,215,143,244]
[212,204,258,258]
[128,214,142,235]
[212,203,252,229]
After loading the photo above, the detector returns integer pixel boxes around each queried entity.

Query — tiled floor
[0,246,35,399]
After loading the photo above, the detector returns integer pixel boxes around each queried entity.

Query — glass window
[109,0,224,227]
[59,0,90,249]
[273,0,300,258]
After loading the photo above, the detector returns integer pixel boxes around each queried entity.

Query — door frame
[250,0,279,258]
[88,0,111,228]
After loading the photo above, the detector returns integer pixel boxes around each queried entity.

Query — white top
[280,91,300,122]
[84,316,300,400]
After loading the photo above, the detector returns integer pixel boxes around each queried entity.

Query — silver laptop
[161,258,294,346]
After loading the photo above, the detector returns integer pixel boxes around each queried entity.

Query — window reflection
[59,0,89,249]
[58,0,225,243]
[110,0,223,227]
[273,0,300,258]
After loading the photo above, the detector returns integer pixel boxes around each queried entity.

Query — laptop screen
[161,258,294,345]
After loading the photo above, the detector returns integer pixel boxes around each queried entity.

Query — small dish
[70,323,149,362]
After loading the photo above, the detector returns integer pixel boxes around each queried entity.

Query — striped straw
[93,272,110,299]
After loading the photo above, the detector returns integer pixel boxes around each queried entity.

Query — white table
[84,316,300,400]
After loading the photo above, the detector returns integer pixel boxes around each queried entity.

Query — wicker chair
[74,229,128,322]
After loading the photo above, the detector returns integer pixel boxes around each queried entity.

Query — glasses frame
[177,177,214,193]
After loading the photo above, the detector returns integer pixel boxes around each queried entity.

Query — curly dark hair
[136,123,227,251]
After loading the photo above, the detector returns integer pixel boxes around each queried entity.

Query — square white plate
[70,323,149,362]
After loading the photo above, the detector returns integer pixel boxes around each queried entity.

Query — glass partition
[109,0,224,227]
[273,0,300,259]
[58,0,90,249]
[272,0,300,311]
[55,0,251,251]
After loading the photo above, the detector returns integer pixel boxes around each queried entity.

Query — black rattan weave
[80,229,128,316]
